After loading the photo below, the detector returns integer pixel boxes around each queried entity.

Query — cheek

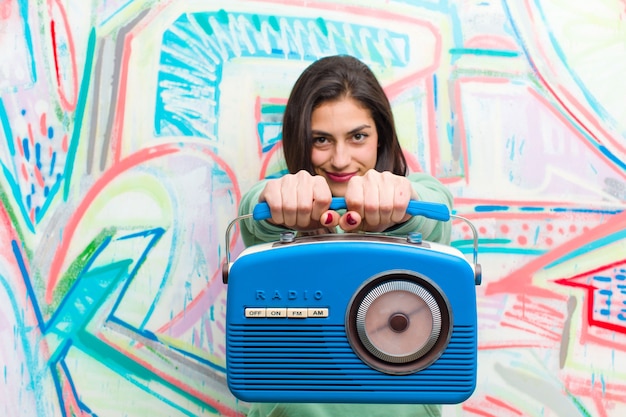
[311,149,324,167]
[362,143,379,169]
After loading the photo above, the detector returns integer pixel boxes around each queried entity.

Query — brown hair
[281,55,407,176]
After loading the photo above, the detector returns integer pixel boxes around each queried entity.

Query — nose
[331,142,351,169]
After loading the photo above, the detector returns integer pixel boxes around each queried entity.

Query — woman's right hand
[259,170,338,230]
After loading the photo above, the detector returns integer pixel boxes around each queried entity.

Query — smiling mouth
[326,172,356,183]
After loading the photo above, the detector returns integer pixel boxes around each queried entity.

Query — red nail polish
[324,213,333,225]
[346,213,357,226]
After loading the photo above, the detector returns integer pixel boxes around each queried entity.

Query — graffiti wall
[1,0,624,416]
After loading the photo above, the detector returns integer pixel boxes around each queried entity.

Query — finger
[344,176,365,215]
[259,180,285,225]
[391,198,411,224]
[376,173,397,225]
[278,174,304,227]
[311,176,333,222]
[319,210,340,228]
[391,179,412,224]
[339,210,362,232]
[361,177,381,226]
[295,179,314,228]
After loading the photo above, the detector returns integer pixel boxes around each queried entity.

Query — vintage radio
[222,198,481,404]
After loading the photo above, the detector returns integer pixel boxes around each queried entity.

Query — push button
[244,307,329,318]
[308,308,329,318]
[287,308,307,318]
[266,308,287,318]
[245,308,266,318]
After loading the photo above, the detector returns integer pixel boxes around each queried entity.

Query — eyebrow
[311,124,372,137]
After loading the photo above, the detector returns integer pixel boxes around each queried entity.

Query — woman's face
[310,97,379,196]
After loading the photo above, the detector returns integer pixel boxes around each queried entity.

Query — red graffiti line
[555,259,626,334]
[485,211,626,300]
[48,0,78,110]
[485,395,524,415]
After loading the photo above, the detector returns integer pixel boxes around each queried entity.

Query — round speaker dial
[346,272,452,375]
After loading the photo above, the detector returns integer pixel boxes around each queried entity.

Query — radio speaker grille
[227,323,476,392]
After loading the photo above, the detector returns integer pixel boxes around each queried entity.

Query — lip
[325,171,357,183]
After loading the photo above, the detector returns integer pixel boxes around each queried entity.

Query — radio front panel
[225,236,478,404]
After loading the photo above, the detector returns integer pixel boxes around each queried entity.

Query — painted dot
[569,224,577,233]
[547,224,553,231]
[479,226,487,234]
[546,237,553,246]
[522,223,529,230]
[500,224,509,234]
[518,235,527,245]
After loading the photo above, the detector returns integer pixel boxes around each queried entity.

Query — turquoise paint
[63,28,97,201]
[449,48,520,57]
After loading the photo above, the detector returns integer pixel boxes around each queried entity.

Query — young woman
[238,55,452,417]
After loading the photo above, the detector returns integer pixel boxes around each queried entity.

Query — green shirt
[237,173,453,417]
[246,402,442,417]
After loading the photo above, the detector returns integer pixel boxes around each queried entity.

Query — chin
[329,183,347,197]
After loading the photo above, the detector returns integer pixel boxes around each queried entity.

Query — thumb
[319,210,340,228]
[339,211,362,232]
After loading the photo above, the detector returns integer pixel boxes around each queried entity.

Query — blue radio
[222,198,481,404]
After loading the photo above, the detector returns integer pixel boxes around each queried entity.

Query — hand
[338,170,418,232]
[259,170,335,230]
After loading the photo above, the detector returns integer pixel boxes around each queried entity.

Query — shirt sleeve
[384,173,454,245]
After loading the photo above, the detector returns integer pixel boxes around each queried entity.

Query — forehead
[311,97,373,123]
[315,94,369,110]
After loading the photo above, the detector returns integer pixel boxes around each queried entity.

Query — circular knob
[389,313,409,332]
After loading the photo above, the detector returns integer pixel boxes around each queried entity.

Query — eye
[353,132,368,142]
[313,136,330,146]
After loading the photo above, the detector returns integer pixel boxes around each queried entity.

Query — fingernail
[324,213,333,225]
[346,213,357,226]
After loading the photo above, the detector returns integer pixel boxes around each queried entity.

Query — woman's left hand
[332,170,419,232]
